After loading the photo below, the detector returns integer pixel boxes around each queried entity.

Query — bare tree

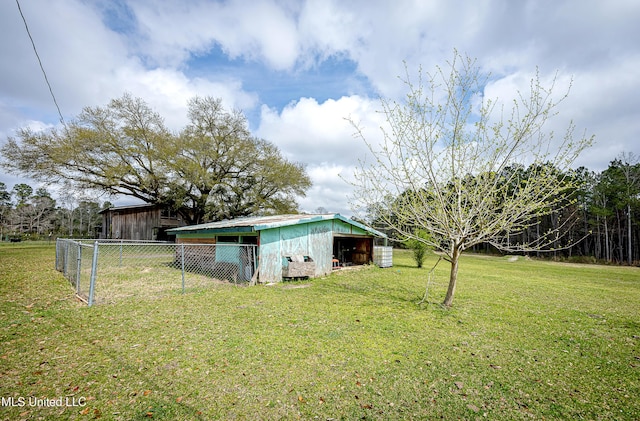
[349,52,593,307]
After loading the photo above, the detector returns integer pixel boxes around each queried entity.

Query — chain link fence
[56,239,257,305]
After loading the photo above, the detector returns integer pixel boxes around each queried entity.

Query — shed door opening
[333,236,373,266]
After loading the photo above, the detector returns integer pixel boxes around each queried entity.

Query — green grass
[1,242,639,420]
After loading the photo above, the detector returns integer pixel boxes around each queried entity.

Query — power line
[15,0,66,127]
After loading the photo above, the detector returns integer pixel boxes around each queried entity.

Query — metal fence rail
[55,239,257,306]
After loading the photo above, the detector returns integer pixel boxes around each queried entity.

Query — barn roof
[98,203,161,213]
[167,213,387,238]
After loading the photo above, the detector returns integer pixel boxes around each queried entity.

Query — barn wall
[101,206,186,240]
[101,213,111,239]
[110,208,161,240]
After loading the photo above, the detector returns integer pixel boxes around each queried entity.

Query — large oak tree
[1,94,311,225]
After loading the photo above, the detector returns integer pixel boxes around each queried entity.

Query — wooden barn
[167,214,390,283]
[100,204,186,241]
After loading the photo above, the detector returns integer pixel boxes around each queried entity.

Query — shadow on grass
[329,265,447,310]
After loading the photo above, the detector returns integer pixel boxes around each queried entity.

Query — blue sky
[1,0,640,216]
[186,50,373,129]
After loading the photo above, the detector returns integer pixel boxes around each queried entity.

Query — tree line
[368,154,639,267]
[469,154,639,265]
[0,182,107,240]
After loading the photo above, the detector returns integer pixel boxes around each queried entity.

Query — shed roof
[167,213,386,238]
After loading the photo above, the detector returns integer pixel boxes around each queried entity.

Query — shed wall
[257,220,334,283]
[308,220,333,276]
[171,216,385,283]
[332,219,367,235]
[176,235,217,244]
[258,228,281,282]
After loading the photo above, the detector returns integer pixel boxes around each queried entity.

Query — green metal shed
[167,214,389,283]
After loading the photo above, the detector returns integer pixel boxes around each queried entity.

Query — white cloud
[1,0,259,131]
[111,67,258,130]
[299,164,355,215]
[2,0,640,216]
[256,95,388,214]
[256,95,385,166]
[1,0,130,113]
[130,0,301,70]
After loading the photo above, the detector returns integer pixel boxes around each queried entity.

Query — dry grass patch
[89,265,233,304]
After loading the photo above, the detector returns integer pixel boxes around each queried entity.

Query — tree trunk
[442,245,461,307]
[536,219,541,258]
[68,210,73,236]
[627,203,632,265]
[616,210,623,263]
[584,209,589,256]
[595,215,601,260]
[551,211,558,259]
[604,217,610,262]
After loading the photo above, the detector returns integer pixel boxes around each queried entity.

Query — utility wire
[15,0,66,127]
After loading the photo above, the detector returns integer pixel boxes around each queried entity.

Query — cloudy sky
[1,0,639,216]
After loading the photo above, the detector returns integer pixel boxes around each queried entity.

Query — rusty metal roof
[167,213,386,238]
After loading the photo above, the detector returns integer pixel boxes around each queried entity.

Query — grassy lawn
[1,242,639,420]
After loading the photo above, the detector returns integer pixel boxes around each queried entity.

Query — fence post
[64,240,71,277]
[181,243,185,294]
[55,238,59,270]
[88,241,99,307]
[76,242,82,295]
[119,239,123,267]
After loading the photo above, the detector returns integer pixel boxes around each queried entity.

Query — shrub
[404,230,433,268]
